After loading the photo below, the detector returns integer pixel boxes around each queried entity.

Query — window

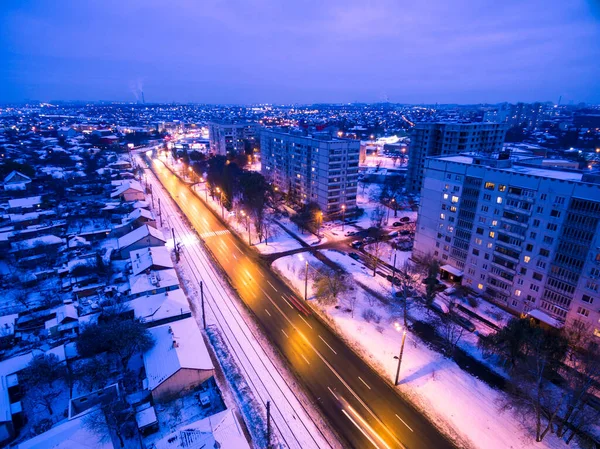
[591,267,600,278]
[485,182,495,190]
[477,283,484,290]
[451,196,459,203]
[530,232,537,239]
[475,238,482,245]
[536,206,544,213]
[476,227,484,235]
[526,244,533,251]
[582,294,594,304]
[472,248,480,256]
[530,284,539,292]
[536,260,546,269]
[446,174,452,180]
[499,185,506,192]
[586,280,599,292]
[517,279,524,285]
[577,307,590,317]
[524,256,531,263]
[497,196,503,204]
[550,209,560,218]
[479,217,486,224]
[440,213,445,220]
[443,193,449,200]
[491,220,498,226]
[540,193,547,200]
[515,289,522,297]
[450,206,457,212]
[483,194,491,201]
[484,253,490,260]
[482,264,488,270]
[543,236,554,244]
[481,205,489,212]
[547,223,558,231]
[533,272,543,281]
[489,231,495,238]
[453,186,460,192]
[487,243,493,249]
[555,196,565,204]
[533,219,540,227]
[540,249,550,257]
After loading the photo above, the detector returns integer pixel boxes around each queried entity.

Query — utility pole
[395,329,407,386]
[172,228,179,262]
[200,281,206,329]
[149,183,154,209]
[391,252,397,289]
[266,401,271,449]
[304,260,309,301]
[158,198,162,227]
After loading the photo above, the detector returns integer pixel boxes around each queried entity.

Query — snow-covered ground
[139,154,339,449]
[273,250,578,449]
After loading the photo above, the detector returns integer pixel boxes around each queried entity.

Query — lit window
[515,289,522,297]
[497,197,503,204]
[477,283,484,290]
[499,185,506,192]
[487,243,493,249]
[443,194,449,200]
[451,196,459,203]
[524,256,531,263]
[489,231,495,238]
[485,182,495,190]
[475,238,482,245]
[491,220,497,226]
[440,213,445,220]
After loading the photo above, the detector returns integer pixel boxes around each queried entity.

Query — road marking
[267,280,278,292]
[318,335,338,355]
[300,353,311,365]
[358,376,371,390]
[327,387,338,400]
[281,329,289,338]
[341,409,381,449]
[395,414,414,432]
[299,315,313,329]
[283,297,294,310]
[233,242,243,253]
[265,309,272,317]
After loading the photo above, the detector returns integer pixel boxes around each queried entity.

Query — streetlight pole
[341,205,346,232]
[394,324,407,386]
[304,260,309,301]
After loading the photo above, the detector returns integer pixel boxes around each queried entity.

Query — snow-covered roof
[126,207,155,223]
[132,200,150,209]
[18,411,114,449]
[130,246,173,276]
[527,309,563,328]
[110,180,144,198]
[0,376,11,423]
[117,224,165,250]
[11,235,64,251]
[440,264,463,277]
[126,290,190,324]
[129,269,179,296]
[153,409,249,449]
[135,403,157,429]
[0,314,18,338]
[8,196,41,209]
[143,318,214,391]
[4,170,32,184]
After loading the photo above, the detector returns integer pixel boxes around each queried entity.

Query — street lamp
[394,322,407,386]
[316,211,323,238]
[341,204,346,232]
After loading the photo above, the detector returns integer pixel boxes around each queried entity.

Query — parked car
[400,229,411,236]
[452,314,476,332]
[393,221,404,227]
[363,236,375,244]
[345,230,358,236]
[376,270,387,278]
[387,231,399,237]
[349,252,361,261]
[350,241,362,249]
[431,298,450,314]
[386,275,402,286]
[399,216,411,223]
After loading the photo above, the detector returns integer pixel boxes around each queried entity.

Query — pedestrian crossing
[199,229,230,240]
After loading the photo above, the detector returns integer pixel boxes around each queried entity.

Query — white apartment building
[414,154,600,338]
[208,121,257,155]
[261,129,360,217]
[407,122,507,193]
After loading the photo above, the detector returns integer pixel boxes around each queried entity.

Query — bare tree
[84,400,136,448]
[396,262,419,328]
[438,315,465,357]
[314,268,349,306]
[27,385,62,416]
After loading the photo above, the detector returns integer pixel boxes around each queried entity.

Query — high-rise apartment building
[208,121,257,155]
[406,122,507,193]
[414,153,600,337]
[261,129,360,217]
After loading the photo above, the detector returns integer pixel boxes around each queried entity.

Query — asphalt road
[147,156,456,449]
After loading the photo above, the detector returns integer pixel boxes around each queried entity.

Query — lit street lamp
[394,322,407,386]
[341,204,346,232]
[216,187,224,218]
[316,211,323,238]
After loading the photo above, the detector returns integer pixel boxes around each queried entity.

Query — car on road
[350,241,362,249]
[386,274,402,286]
[349,252,361,261]
[452,314,476,332]
[363,236,376,244]
[345,230,359,236]
[387,230,399,237]
[393,221,404,227]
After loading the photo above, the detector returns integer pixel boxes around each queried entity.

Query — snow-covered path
[136,154,336,449]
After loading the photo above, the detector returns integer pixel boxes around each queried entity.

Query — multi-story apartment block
[414,153,600,337]
[261,129,360,217]
[208,121,257,155]
[406,122,507,193]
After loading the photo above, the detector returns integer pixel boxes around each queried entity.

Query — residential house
[143,318,214,402]
[124,208,156,229]
[126,290,191,327]
[7,196,41,214]
[129,269,179,298]
[117,225,166,259]
[130,246,173,276]
[110,180,145,202]
[3,171,32,192]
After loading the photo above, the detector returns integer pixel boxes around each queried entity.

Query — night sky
[1,0,599,104]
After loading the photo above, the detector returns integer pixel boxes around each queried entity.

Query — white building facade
[261,129,360,217]
[414,154,600,337]
[407,122,507,193]
[208,121,257,155]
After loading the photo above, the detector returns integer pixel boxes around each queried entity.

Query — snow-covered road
[136,154,336,449]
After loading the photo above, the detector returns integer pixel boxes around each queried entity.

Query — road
[144,155,456,449]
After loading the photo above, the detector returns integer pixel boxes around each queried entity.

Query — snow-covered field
[273,251,577,449]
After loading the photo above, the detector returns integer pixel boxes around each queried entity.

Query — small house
[117,225,166,259]
[3,171,32,192]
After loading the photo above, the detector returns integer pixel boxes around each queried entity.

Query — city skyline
[1,0,600,105]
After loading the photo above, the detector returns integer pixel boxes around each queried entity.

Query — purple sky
[1,0,599,104]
